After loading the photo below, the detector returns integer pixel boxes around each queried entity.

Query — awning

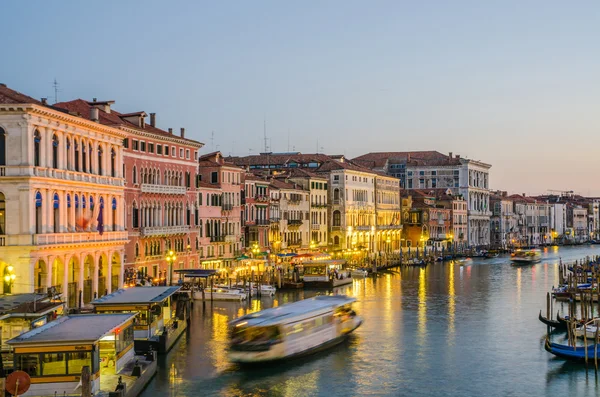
[174,269,218,278]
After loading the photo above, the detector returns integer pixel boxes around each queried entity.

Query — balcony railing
[225,235,238,243]
[311,203,328,208]
[311,223,321,229]
[141,225,190,236]
[332,199,340,205]
[17,166,124,186]
[222,204,233,211]
[210,235,226,243]
[140,184,187,194]
[254,219,269,226]
[288,219,303,226]
[255,195,270,203]
[34,231,128,245]
[270,217,280,223]
[331,226,342,231]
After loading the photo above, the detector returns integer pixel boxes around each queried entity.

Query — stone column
[92,252,99,299]
[44,189,52,233]
[106,251,112,294]
[119,250,125,288]
[62,255,69,309]
[46,255,54,290]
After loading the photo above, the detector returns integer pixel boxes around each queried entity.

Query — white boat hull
[228,316,362,363]
[193,290,246,301]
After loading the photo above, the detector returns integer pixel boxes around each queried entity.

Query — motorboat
[351,268,369,277]
[233,283,277,297]
[228,295,361,364]
[193,286,247,301]
[510,249,541,265]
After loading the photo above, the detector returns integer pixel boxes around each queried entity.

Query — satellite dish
[150,305,162,316]
[6,370,31,396]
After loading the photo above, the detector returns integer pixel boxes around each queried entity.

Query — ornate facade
[0,85,127,308]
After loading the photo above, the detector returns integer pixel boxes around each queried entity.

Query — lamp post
[165,250,176,286]
[252,243,260,258]
[3,265,15,294]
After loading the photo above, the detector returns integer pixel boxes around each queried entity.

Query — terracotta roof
[197,181,220,189]
[280,168,327,180]
[228,153,334,167]
[507,194,538,204]
[354,151,449,162]
[269,178,305,191]
[0,84,45,106]
[54,99,203,146]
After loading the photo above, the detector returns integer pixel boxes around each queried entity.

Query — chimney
[180,127,185,138]
[407,154,411,162]
[455,154,460,159]
[90,107,99,122]
[449,152,452,159]
[41,98,47,105]
[168,128,173,135]
[522,193,526,197]
[150,113,156,127]
[93,98,97,102]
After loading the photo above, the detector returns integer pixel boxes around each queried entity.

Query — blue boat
[544,339,600,361]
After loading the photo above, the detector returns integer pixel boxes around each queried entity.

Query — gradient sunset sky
[3,1,598,195]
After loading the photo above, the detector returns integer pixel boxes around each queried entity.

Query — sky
[2,1,599,195]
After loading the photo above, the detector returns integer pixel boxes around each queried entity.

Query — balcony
[311,203,328,208]
[210,235,225,243]
[332,199,341,205]
[222,204,233,211]
[288,199,301,205]
[225,235,238,243]
[253,219,270,226]
[255,195,270,203]
[34,231,128,245]
[377,225,402,230]
[6,166,124,186]
[141,225,190,236]
[288,219,303,226]
[270,217,281,223]
[141,184,187,194]
[311,223,321,229]
[331,226,342,231]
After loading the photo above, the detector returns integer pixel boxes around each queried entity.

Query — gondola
[544,339,600,361]
[539,310,567,331]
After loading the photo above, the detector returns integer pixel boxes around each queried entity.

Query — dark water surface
[140,246,600,397]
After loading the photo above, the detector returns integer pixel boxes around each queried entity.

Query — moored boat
[228,295,362,364]
[545,339,600,361]
[351,268,369,277]
[510,249,541,265]
[538,310,567,331]
[193,286,247,301]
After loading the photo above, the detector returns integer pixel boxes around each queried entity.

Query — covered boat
[510,249,541,265]
[228,295,361,364]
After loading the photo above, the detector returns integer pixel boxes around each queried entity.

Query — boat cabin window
[15,350,98,377]
[230,325,281,346]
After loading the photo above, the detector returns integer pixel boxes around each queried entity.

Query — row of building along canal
[140,245,600,397]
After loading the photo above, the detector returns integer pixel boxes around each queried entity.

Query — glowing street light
[165,250,176,286]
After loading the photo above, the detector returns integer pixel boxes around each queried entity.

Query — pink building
[56,100,204,285]
[242,173,270,250]
[198,152,243,268]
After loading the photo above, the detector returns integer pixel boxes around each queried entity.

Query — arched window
[132,201,139,228]
[0,193,5,234]
[133,166,137,184]
[53,193,60,233]
[81,142,87,173]
[74,139,80,171]
[110,148,116,177]
[333,188,340,201]
[112,198,117,231]
[35,191,43,234]
[97,145,103,175]
[66,138,71,170]
[0,127,6,166]
[135,243,139,257]
[34,130,41,167]
[52,134,59,169]
[333,210,341,227]
[88,143,92,174]
[66,194,72,229]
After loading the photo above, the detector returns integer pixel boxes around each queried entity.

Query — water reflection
[417,268,427,346]
[448,263,455,343]
[140,246,600,397]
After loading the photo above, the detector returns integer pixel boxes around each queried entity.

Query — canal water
[141,246,600,397]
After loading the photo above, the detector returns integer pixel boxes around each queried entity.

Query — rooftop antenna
[287,129,290,152]
[52,78,60,104]
[263,118,268,153]
[211,131,214,151]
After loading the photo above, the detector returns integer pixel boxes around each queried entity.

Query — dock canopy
[7,313,136,346]
[174,269,218,278]
[91,286,181,305]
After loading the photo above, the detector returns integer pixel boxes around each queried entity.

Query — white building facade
[0,85,127,307]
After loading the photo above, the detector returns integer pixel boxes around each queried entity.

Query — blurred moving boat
[193,286,247,301]
[228,295,362,364]
[510,249,541,265]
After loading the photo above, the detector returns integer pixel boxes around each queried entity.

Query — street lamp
[3,265,15,293]
[165,250,176,286]
[252,243,260,258]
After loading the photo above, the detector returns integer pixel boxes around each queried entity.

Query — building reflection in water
[417,267,427,346]
[516,267,522,309]
[447,263,455,344]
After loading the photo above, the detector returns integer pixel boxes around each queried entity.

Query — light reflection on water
[140,246,600,397]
